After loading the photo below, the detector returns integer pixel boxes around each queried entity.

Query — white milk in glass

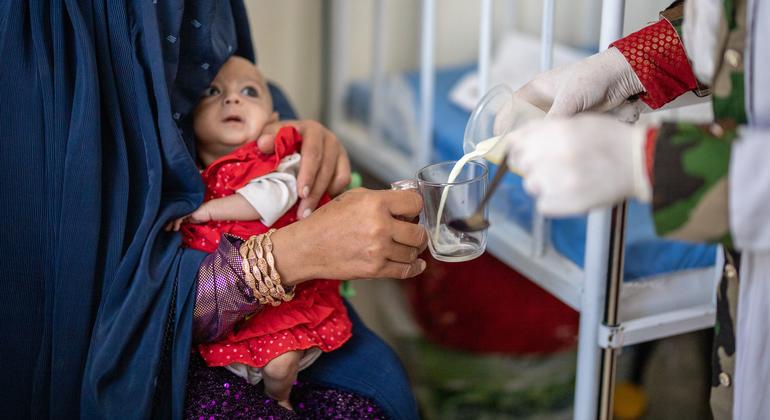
[434,97,545,245]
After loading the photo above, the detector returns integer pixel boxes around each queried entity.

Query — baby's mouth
[223,115,243,123]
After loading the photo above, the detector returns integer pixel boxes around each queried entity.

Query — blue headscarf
[0,1,280,418]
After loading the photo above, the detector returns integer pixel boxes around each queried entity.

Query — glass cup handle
[390,179,422,224]
[390,179,419,191]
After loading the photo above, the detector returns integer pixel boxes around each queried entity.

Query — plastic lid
[463,84,515,156]
[462,84,546,157]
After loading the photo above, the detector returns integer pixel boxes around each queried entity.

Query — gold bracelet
[239,230,294,306]
[263,229,294,302]
[254,233,280,302]
[239,237,259,297]
[253,235,277,305]
[241,235,273,305]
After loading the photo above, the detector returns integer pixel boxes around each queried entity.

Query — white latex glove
[506,114,652,217]
[494,47,645,135]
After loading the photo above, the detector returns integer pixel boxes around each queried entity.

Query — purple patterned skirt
[184,354,387,419]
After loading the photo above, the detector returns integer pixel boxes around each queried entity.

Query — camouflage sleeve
[660,1,686,37]
[650,121,737,247]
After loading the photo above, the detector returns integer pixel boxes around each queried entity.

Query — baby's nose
[224,95,240,105]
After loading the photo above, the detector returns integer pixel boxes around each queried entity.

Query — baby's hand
[164,204,214,231]
[257,133,276,154]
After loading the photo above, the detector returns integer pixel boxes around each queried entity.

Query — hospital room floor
[347,165,712,420]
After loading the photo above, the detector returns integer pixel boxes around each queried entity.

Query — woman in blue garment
[0,1,424,419]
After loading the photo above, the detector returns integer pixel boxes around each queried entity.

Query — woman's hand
[269,188,428,285]
[263,120,351,219]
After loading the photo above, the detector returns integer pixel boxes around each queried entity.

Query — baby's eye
[202,86,221,97]
[241,86,259,97]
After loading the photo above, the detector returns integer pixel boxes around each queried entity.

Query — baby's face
[193,56,274,157]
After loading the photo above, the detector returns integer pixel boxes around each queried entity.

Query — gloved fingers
[503,125,541,174]
[537,193,589,217]
[504,118,567,174]
[526,170,585,217]
[609,100,645,123]
[547,93,583,118]
[522,174,542,196]
[535,172,597,217]
[493,100,513,136]
[513,76,556,114]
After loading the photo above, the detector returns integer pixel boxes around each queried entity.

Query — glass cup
[392,160,488,262]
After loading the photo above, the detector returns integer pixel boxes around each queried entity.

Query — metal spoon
[447,151,509,233]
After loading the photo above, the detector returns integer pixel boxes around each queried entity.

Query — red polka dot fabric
[200,279,352,368]
[182,126,352,369]
[611,19,698,109]
[181,127,303,253]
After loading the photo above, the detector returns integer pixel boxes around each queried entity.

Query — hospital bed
[326,1,721,419]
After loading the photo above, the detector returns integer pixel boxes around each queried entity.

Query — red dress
[182,126,352,369]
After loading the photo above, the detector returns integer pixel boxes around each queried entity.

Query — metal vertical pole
[326,0,349,128]
[478,0,493,96]
[369,0,386,144]
[575,210,611,420]
[596,0,627,414]
[573,1,625,419]
[599,0,625,50]
[539,0,555,71]
[418,0,436,170]
[598,202,627,420]
[532,0,555,257]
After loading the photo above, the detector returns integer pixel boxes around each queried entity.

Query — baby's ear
[257,133,276,154]
[268,111,279,124]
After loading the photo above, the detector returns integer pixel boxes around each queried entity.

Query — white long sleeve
[728,128,770,251]
[236,153,300,227]
[730,1,770,419]
[727,0,770,252]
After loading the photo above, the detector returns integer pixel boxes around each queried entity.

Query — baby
[168,56,352,410]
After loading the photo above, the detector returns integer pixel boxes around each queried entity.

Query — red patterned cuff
[645,126,658,185]
[610,20,698,109]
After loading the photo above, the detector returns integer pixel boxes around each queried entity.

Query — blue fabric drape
[0,1,417,419]
[0,1,250,418]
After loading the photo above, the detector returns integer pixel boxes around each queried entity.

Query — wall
[245,0,324,120]
[247,0,674,121]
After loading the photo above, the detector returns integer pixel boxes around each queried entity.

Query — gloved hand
[494,47,645,135]
[506,114,652,217]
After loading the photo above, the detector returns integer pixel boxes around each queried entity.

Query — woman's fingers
[259,119,351,218]
[386,242,421,264]
[380,259,427,280]
[295,121,324,199]
[328,147,351,196]
[383,189,423,219]
[298,132,338,218]
[391,219,427,249]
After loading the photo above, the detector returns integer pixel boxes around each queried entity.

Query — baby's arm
[236,153,300,226]
[165,195,261,231]
[196,195,262,222]
[166,153,301,231]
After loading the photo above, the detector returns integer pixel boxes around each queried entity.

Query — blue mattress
[346,65,716,281]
